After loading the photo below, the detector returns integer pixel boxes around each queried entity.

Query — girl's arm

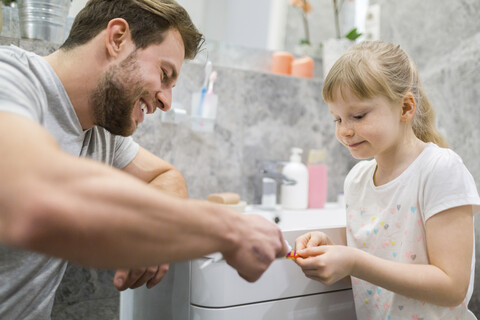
[295,205,473,306]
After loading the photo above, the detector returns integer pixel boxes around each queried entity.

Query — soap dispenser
[281,148,309,209]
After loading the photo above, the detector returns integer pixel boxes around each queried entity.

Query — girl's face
[328,87,404,160]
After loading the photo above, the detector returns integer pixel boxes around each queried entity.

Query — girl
[294,41,480,319]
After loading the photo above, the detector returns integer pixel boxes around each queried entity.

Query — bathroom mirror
[176,0,370,77]
[177,0,369,53]
[68,0,369,74]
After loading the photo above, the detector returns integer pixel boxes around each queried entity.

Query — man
[0,0,287,318]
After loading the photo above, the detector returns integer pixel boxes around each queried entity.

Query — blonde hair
[322,40,447,147]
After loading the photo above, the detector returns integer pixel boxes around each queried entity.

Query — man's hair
[60,0,204,60]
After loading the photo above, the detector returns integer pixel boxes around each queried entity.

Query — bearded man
[0,1,287,318]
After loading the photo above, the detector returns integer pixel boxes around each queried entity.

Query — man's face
[90,29,185,136]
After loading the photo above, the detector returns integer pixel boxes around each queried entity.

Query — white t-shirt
[345,142,480,320]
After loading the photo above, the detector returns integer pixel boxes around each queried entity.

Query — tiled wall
[133,62,354,205]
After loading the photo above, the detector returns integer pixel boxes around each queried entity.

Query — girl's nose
[338,123,354,137]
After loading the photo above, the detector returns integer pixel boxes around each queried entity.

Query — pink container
[272,52,294,75]
[308,164,327,208]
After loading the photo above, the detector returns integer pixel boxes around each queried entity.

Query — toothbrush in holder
[199,70,218,119]
[207,71,217,95]
[197,61,212,116]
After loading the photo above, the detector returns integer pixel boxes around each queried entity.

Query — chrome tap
[261,161,296,186]
[259,161,296,209]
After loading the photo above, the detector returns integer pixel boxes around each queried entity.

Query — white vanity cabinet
[120,204,356,320]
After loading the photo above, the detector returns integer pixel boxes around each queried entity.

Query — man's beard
[89,51,147,137]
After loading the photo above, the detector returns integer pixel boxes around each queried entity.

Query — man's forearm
[122,147,188,199]
[6,156,238,269]
[1,114,285,283]
[0,113,236,269]
[150,168,188,199]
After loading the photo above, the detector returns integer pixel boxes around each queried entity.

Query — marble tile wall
[52,266,119,320]
[0,5,20,39]
[134,62,354,205]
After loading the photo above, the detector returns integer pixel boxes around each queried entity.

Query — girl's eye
[354,114,365,120]
[333,118,341,123]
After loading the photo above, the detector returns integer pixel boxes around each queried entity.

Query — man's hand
[222,214,288,282]
[113,264,169,291]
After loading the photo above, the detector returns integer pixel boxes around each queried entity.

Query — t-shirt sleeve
[113,135,140,169]
[423,149,480,220]
[0,48,46,122]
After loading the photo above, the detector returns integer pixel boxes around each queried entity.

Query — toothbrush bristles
[286,249,298,259]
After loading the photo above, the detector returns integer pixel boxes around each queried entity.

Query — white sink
[245,202,347,231]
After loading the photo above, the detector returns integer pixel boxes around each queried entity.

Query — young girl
[294,41,480,319]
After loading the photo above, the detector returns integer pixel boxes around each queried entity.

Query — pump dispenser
[281,148,309,209]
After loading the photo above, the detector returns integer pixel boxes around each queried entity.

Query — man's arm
[122,147,188,199]
[0,112,287,282]
[115,147,188,290]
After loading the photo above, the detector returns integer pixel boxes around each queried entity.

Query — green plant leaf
[2,0,16,5]
[345,27,362,41]
[300,39,311,45]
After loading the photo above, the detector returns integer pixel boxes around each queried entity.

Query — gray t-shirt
[0,46,140,319]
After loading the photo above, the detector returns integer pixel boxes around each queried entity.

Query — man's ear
[400,92,416,122]
[104,18,133,59]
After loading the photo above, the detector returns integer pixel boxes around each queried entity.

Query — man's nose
[156,89,172,112]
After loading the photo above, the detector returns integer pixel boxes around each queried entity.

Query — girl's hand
[294,231,335,251]
[295,245,355,286]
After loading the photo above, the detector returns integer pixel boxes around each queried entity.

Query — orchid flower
[289,0,313,45]
[289,0,313,13]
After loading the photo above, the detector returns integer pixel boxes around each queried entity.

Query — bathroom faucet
[261,161,296,186]
[259,161,296,210]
